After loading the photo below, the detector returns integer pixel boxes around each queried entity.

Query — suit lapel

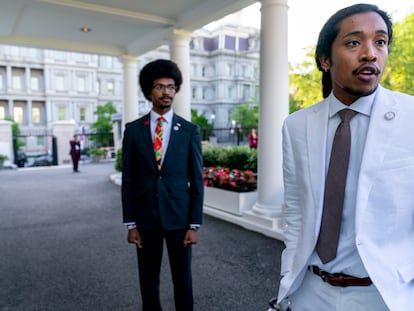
[307,100,330,230]
[162,114,180,170]
[355,86,399,228]
[141,114,159,169]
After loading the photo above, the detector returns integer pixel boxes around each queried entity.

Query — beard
[342,84,378,98]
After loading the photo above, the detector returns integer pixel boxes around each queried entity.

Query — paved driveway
[0,162,284,311]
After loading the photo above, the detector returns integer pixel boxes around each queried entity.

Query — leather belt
[309,266,372,287]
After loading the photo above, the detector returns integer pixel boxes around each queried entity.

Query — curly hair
[315,3,393,98]
[139,59,183,101]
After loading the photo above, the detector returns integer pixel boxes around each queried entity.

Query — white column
[121,55,138,130]
[0,120,13,163]
[170,29,192,121]
[252,0,289,218]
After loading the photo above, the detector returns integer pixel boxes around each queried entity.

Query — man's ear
[319,56,330,72]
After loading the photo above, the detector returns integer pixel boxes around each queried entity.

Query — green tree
[5,116,25,150]
[382,12,414,95]
[229,102,258,135]
[191,109,213,140]
[289,47,323,112]
[90,101,117,146]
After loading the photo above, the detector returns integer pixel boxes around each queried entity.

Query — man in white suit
[276,4,414,311]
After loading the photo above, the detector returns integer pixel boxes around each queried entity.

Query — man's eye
[346,40,360,47]
[377,39,387,46]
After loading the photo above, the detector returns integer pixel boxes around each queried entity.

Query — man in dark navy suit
[122,59,204,311]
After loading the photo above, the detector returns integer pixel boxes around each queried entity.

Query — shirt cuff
[124,222,136,230]
[190,224,200,231]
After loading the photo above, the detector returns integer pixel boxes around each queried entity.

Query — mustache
[159,96,173,101]
[352,64,381,75]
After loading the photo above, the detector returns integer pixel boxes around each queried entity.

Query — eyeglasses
[153,84,177,92]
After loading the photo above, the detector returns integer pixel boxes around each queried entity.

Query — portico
[0,0,289,238]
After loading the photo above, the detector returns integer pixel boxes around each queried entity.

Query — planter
[204,186,257,216]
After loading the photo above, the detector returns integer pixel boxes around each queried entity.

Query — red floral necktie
[153,116,165,170]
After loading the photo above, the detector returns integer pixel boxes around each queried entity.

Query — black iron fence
[200,127,253,146]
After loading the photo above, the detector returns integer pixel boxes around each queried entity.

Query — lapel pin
[384,112,395,120]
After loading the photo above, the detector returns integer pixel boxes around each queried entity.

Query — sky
[206,1,414,64]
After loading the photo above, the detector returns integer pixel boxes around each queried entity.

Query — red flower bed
[203,167,257,193]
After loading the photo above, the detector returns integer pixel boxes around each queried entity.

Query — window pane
[107,81,114,94]
[77,76,86,91]
[31,77,39,91]
[13,76,22,90]
[80,107,86,122]
[58,107,65,120]
[56,75,65,91]
[32,107,41,123]
[14,106,24,123]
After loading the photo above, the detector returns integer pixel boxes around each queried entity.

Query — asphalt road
[0,161,284,311]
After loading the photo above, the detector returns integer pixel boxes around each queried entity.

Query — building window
[31,76,40,91]
[56,74,65,91]
[30,69,44,92]
[32,107,40,123]
[107,81,114,95]
[77,75,86,92]
[75,53,90,64]
[0,106,5,119]
[12,68,25,91]
[226,64,233,76]
[101,56,113,69]
[0,66,5,90]
[210,65,216,76]
[79,107,86,122]
[58,106,66,121]
[192,87,197,99]
[54,51,67,61]
[13,106,24,124]
[243,84,251,99]
[32,102,45,124]
[227,86,234,98]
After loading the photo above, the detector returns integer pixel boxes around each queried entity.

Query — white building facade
[0,24,259,142]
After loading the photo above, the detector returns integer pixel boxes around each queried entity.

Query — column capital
[261,0,288,7]
[171,28,192,38]
[120,54,138,64]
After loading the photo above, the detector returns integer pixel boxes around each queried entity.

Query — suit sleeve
[280,119,303,275]
[121,124,136,223]
[187,124,204,225]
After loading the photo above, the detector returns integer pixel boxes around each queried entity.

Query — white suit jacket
[277,86,414,310]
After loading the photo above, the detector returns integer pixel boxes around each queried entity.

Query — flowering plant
[203,167,257,192]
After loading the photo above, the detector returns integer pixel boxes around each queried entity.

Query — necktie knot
[338,109,358,123]
[157,116,165,124]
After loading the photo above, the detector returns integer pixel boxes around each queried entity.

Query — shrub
[202,145,257,172]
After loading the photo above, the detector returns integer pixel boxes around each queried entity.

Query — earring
[324,67,329,73]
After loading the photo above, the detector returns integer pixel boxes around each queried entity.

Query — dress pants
[136,227,193,311]
[288,269,389,311]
